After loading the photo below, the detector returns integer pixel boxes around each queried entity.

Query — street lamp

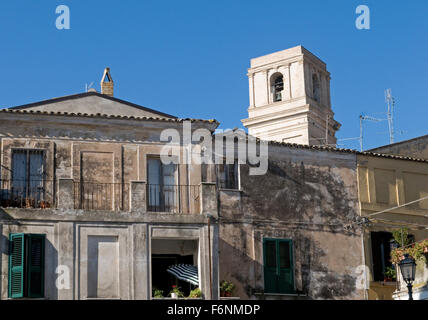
[398,254,416,300]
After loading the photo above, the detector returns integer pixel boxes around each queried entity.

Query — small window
[217,160,238,189]
[8,233,45,299]
[312,74,320,102]
[263,239,294,294]
[271,74,284,102]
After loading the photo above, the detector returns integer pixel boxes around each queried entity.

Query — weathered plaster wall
[0,210,217,300]
[219,145,365,300]
[0,112,219,300]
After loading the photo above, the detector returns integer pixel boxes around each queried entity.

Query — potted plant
[188,287,202,299]
[169,285,184,299]
[220,280,235,297]
[152,287,164,298]
[383,266,396,282]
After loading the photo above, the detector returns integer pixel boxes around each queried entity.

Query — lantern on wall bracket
[398,254,416,300]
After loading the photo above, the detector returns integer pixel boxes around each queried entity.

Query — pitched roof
[5,91,177,119]
[368,134,428,152]
[216,129,428,163]
[0,107,219,125]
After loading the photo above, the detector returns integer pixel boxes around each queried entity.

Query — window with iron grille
[8,233,45,299]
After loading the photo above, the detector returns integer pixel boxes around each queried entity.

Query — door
[11,150,44,205]
[147,158,177,212]
[263,239,294,294]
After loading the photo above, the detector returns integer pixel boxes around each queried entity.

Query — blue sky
[0,0,427,150]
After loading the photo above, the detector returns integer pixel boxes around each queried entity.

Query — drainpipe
[361,230,368,300]
[208,215,213,300]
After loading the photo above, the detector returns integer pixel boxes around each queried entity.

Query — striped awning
[167,264,199,286]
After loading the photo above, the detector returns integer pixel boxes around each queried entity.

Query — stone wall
[218,144,365,300]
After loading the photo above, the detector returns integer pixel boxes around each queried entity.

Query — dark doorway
[152,254,195,297]
[371,232,393,281]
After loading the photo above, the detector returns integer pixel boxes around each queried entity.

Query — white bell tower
[241,46,340,146]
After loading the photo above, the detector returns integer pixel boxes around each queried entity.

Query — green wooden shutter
[8,233,25,298]
[278,240,294,294]
[263,239,278,293]
[263,238,295,294]
[26,234,45,298]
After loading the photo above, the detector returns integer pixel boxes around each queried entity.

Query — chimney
[101,67,114,96]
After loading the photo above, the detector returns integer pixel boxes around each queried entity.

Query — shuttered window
[8,233,45,299]
[9,233,25,298]
[263,238,294,294]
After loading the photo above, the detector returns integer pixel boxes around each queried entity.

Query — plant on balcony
[392,228,411,247]
[391,239,428,265]
[383,266,396,282]
[169,285,184,299]
[152,287,164,298]
[188,287,202,298]
[220,280,235,297]
[39,200,51,209]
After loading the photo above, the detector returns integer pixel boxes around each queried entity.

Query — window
[217,160,238,189]
[263,239,294,294]
[370,232,393,281]
[271,74,284,102]
[312,74,320,102]
[8,233,45,299]
[147,158,178,212]
[11,149,45,203]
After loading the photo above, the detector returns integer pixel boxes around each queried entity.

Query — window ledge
[254,292,307,297]
[218,188,243,192]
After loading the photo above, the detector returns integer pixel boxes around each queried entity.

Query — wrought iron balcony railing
[147,184,200,214]
[73,181,129,211]
[0,179,54,209]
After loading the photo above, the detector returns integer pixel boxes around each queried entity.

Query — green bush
[220,280,235,295]
[188,287,202,298]
[392,228,411,247]
[383,266,396,280]
[152,288,164,298]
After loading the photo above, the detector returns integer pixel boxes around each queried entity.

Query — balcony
[73,181,129,211]
[147,184,200,214]
[0,179,217,216]
[0,179,55,209]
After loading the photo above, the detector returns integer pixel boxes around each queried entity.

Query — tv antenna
[359,114,386,151]
[385,89,396,144]
[85,82,95,92]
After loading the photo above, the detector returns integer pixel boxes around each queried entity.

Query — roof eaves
[6,91,178,119]
[0,108,219,125]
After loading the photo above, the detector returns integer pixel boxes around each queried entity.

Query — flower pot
[171,293,178,299]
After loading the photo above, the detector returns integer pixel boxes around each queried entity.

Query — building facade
[0,88,220,300]
[2,47,428,301]
[362,138,428,300]
[215,137,366,300]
